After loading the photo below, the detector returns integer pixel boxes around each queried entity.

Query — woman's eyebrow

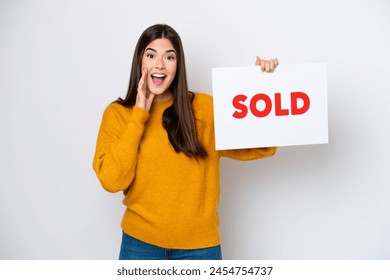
[145,47,176,53]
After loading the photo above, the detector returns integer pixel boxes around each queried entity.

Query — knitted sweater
[93,93,276,249]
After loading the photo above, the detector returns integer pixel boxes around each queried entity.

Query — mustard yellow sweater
[93,93,276,249]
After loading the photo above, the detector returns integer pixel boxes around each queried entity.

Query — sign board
[212,63,328,150]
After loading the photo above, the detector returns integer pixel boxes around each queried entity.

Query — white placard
[212,63,328,150]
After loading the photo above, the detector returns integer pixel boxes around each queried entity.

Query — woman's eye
[146,53,155,59]
[166,56,175,61]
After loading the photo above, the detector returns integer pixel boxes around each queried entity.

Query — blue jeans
[119,231,222,260]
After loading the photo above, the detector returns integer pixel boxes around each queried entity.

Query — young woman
[93,24,278,260]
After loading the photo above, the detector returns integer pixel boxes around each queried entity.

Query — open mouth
[151,73,166,86]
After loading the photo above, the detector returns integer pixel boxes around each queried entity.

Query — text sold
[232,92,310,119]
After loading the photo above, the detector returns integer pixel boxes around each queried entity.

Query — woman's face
[142,38,177,99]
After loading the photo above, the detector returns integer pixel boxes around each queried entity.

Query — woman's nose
[155,57,165,69]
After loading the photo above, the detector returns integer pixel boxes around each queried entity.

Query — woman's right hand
[135,68,155,112]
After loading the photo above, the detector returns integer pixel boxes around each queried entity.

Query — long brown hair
[117,24,207,159]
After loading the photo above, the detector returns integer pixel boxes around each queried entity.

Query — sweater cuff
[131,105,150,124]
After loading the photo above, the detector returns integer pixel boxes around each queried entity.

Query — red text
[232,92,310,119]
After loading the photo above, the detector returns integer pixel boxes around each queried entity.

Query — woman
[93,24,278,260]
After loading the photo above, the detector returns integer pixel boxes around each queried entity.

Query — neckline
[154,97,173,104]
[150,97,173,113]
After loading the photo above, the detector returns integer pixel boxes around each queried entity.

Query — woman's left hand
[256,56,279,72]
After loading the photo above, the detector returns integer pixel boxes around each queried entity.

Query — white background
[0,0,389,259]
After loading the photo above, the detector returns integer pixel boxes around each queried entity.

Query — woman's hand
[256,56,279,72]
[135,68,155,112]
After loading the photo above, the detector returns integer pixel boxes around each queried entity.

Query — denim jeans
[119,231,222,260]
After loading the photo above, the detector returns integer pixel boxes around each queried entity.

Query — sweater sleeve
[92,104,149,193]
[219,147,277,161]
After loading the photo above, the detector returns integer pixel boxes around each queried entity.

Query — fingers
[135,68,149,110]
[137,68,147,94]
[135,68,156,112]
[256,56,261,66]
[256,56,279,72]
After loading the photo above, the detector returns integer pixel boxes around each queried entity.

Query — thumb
[255,56,261,66]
